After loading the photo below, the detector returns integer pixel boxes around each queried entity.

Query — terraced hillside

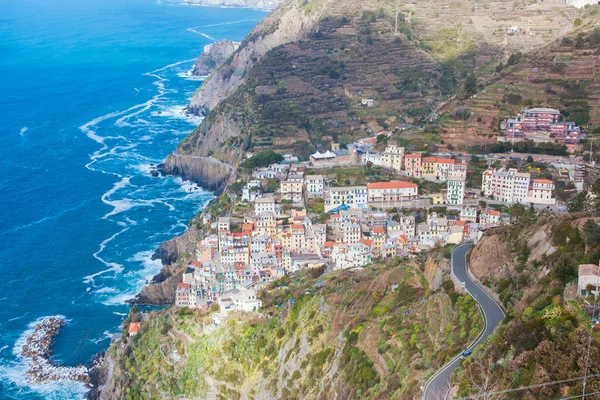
[441,16,600,150]
[175,0,589,168]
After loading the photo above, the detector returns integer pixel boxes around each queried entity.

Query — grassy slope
[456,212,600,398]
[106,253,482,399]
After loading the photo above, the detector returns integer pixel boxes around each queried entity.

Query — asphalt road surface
[422,242,505,399]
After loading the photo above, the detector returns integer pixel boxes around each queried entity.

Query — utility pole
[395,1,399,36]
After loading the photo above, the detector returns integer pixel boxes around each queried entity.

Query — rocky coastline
[21,316,90,384]
[159,152,234,195]
[192,40,239,77]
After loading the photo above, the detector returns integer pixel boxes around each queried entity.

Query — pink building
[404,154,422,177]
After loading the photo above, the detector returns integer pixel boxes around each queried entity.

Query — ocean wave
[187,28,217,41]
[84,227,129,285]
[152,105,204,125]
[177,69,206,81]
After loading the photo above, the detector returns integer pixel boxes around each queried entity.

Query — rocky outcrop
[21,316,89,384]
[188,0,327,115]
[469,230,516,281]
[132,263,184,305]
[153,225,202,265]
[132,226,203,305]
[184,0,281,9]
[424,251,450,291]
[160,153,233,194]
[192,40,239,77]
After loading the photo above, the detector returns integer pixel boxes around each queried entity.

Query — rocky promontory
[130,225,203,305]
[192,40,239,77]
[21,316,89,384]
[159,153,234,195]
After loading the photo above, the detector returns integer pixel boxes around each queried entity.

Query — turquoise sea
[0,1,265,398]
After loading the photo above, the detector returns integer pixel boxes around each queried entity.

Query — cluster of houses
[503,107,582,152]
[482,168,556,205]
[169,132,567,324]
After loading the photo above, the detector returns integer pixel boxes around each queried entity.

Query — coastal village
[133,127,593,331]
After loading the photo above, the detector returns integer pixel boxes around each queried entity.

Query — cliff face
[160,153,234,194]
[187,0,328,115]
[131,226,203,306]
[184,0,281,9]
[192,40,239,77]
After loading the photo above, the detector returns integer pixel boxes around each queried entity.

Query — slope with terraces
[441,14,600,150]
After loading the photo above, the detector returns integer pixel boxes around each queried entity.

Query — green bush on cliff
[241,151,284,170]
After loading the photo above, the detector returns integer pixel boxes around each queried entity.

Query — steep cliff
[132,226,202,305]
[192,40,239,77]
[160,153,234,194]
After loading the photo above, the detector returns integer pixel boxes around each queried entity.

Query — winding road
[422,242,505,400]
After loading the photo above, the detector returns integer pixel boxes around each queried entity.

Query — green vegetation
[108,253,481,399]
[241,151,283,170]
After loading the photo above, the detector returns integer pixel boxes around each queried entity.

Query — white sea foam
[0,316,88,400]
[177,69,206,81]
[112,311,127,317]
[19,126,28,136]
[152,105,204,125]
[187,28,217,41]
[83,227,128,285]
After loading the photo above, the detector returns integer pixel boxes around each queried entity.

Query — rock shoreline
[21,316,90,384]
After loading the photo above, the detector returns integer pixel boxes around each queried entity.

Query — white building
[242,180,261,202]
[578,264,600,296]
[381,144,405,171]
[527,179,555,205]
[479,209,500,225]
[324,186,368,212]
[459,207,477,222]
[446,175,465,206]
[254,196,276,214]
[367,181,418,205]
[304,175,324,198]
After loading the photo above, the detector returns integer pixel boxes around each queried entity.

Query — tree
[509,203,525,223]
[553,254,577,284]
[583,220,600,247]
[241,151,284,170]
[463,355,507,400]
[568,191,589,213]
[526,156,534,163]
[464,74,477,95]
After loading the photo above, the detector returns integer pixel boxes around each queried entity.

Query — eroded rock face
[188,0,327,115]
[192,40,240,77]
[159,153,233,194]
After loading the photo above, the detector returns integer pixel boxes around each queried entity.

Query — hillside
[164,0,592,186]
[441,16,600,150]
[93,251,484,399]
[454,211,600,398]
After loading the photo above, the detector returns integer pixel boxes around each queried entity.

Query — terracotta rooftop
[367,181,418,190]
[129,322,141,334]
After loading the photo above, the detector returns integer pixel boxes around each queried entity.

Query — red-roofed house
[129,322,141,337]
[479,209,500,225]
[367,181,418,205]
[176,283,195,307]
